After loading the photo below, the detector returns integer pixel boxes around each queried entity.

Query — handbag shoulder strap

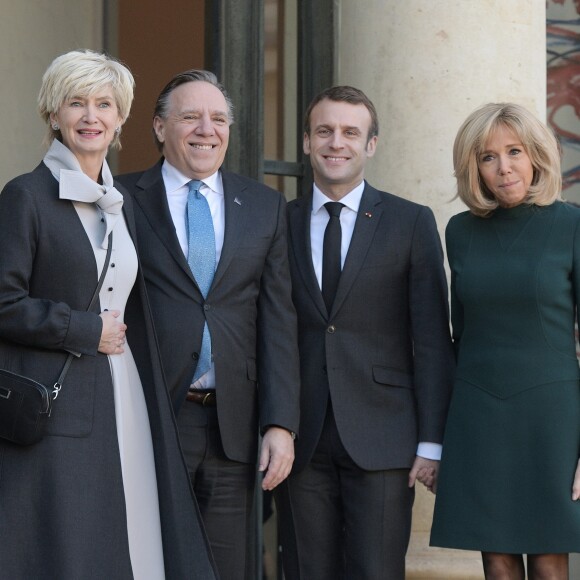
[86,232,114,313]
[52,232,113,400]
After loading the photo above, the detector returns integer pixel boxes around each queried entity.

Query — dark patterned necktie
[322,202,344,313]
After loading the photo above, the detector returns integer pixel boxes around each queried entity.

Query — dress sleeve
[572,214,580,339]
[446,215,464,354]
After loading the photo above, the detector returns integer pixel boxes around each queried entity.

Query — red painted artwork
[547,0,580,192]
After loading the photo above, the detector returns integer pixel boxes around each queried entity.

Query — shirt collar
[162,159,223,196]
[312,180,366,215]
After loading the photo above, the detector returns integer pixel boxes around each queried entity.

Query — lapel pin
[234,197,242,206]
[364,212,372,218]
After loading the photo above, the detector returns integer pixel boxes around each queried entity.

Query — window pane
[264,0,299,200]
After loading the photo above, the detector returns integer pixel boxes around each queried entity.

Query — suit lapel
[211,171,248,290]
[132,161,198,287]
[331,184,383,316]
[289,194,328,319]
[117,182,137,245]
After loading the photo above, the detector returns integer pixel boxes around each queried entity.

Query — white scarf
[43,139,123,248]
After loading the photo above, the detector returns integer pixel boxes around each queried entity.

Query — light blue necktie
[187,180,215,382]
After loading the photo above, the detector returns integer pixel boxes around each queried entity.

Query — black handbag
[0,233,113,445]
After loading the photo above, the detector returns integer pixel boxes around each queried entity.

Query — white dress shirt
[310,180,441,461]
[162,160,224,389]
[310,182,363,289]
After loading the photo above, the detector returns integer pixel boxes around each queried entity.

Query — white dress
[74,200,166,580]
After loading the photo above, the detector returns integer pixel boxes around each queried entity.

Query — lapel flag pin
[364,212,372,218]
[234,197,242,206]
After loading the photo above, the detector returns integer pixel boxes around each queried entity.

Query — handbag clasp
[52,383,62,400]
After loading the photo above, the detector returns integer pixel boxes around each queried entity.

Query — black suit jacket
[118,161,300,463]
[288,183,455,472]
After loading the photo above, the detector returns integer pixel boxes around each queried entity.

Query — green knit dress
[431,201,580,553]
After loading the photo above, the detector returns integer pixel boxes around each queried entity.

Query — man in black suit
[118,70,300,580]
[275,86,455,579]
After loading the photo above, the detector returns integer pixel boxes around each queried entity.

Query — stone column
[337,0,546,232]
[336,1,546,577]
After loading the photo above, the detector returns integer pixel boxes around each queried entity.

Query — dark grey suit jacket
[0,162,217,579]
[288,183,455,472]
[118,161,300,463]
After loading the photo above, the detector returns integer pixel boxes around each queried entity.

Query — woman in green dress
[430,103,580,579]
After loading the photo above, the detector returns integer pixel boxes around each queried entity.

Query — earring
[52,123,59,131]
[115,126,121,134]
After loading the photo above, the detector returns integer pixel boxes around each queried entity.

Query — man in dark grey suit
[118,70,300,580]
[275,86,455,579]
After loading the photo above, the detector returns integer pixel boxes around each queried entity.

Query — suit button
[327,325,336,334]
[192,352,199,360]
[203,304,211,311]
[323,365,327,375]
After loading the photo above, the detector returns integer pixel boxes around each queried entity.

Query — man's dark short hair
[303,85,379,142]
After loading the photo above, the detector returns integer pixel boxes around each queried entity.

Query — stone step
[407,486,484,579]
[406,531,484,579]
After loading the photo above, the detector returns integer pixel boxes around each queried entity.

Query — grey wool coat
[0,162,217,579]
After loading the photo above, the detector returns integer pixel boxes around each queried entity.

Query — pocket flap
[372,366,413,389]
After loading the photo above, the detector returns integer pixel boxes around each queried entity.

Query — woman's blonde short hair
[38,49,135,150]
[453,102,562,217]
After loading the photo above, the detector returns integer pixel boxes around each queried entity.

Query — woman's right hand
[99,310,127,355]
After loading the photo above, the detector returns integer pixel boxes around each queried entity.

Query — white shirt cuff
[416,442,442,461]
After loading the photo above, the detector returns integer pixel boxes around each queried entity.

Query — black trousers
[177,400,256,580]
[276,406,415,580]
